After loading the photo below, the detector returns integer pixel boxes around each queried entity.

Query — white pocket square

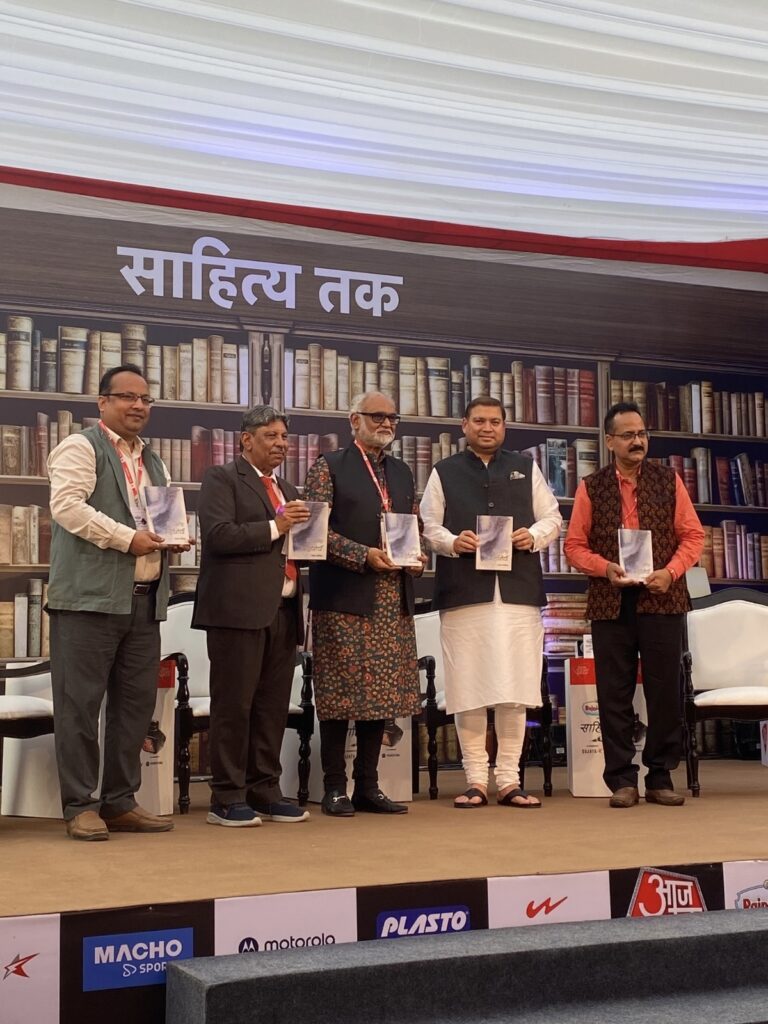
[509,471,525,480]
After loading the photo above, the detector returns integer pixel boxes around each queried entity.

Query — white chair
[412,610,553,799]
[0,661,61,818]
[161,594,314,812]
[682,587,768,796]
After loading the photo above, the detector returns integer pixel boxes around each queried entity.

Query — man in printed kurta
[305,391,424,817]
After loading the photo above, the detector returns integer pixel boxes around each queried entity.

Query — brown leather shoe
[66,811,109,841]
[645,788,685,806]
[103,806,174,833]
[609,786,640,808]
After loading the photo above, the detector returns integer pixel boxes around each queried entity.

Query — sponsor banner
[487,871,611,929]
[214,888,357,955]
[723,861,768,911]
[566,658,646,798]
[136,659,176,816]
[0,913,60,1024]
[609,863,724,918]
[60,900,213,1024]
[356,878,488,941]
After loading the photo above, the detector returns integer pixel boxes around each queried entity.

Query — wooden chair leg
[427,718,439,799]
[297,724,311,807]
[541,719,553,797]
[176,711,192,815]
[411,720,420,794]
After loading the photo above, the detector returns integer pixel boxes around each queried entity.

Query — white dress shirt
[47,426,169,582]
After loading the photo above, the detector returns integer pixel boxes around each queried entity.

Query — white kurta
[420,457,562,715]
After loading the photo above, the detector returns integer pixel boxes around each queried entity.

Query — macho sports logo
[376,905,471,939]
[82,928,194,991]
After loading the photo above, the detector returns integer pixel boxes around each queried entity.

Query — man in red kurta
[565,402,704,808]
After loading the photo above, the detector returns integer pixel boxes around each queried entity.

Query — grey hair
[240,405,289,432]
[349,391,390,414]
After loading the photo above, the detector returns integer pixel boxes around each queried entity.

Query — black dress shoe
[321,788,355,817]
[352,788,408,814]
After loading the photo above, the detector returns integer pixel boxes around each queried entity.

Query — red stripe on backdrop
[1,165,767,272]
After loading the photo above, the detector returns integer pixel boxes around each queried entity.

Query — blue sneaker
[249,800,310,823]
[206,802,262,827]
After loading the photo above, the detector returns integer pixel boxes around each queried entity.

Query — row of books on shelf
[0,316,285,407]
[700,523,768,582]
[649,451,767,508]
[1,313,599,427]
[543,593,589,659]
[284,345,598,426]
[611,378,766,438]
[523,439,598,498]
[0,579,47,658]
[539,530,580,576]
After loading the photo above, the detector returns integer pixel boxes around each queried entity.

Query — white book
[144,486,190,546]
[294,349,310,408]
[618,528,653,583]
[383,512,421,567]
[476,515,513,571]
[287,502,330,561]
[337,354,350,411]
[14,592,28,657]
[284,348,295,410]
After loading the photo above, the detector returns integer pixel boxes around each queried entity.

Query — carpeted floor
[1,760,767,918]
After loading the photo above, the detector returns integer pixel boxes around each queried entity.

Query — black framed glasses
[102,392,156,406]
[608,430,650,442]
[360,411,401,425]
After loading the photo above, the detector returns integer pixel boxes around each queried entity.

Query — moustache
[629,446,644,452]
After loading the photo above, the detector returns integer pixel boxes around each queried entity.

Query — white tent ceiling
[0,0,767,243]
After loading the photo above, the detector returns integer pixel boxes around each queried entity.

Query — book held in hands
[287,502,330,561]
[618,528,654,583]
[143,486,191,546]
[382,512,421,567]
[476,515,513,571]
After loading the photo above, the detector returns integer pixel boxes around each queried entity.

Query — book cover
[383,511,421,567]
[287,501,330,561]
[618,528,653,582]
[545,437,568,497]
[144,486,190,546]
[476,515,513,571]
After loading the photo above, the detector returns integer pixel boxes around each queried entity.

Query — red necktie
[261,475,298,583]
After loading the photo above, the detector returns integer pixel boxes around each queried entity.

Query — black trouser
[591,589,684,793]
[206,605,297,807]
[320,719,385,793]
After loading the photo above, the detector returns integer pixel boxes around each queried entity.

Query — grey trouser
[49,593,160,820]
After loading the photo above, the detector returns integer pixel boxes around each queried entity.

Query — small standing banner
[136,658,176,816]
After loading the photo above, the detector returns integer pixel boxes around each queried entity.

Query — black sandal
[497,788,541,808]
[454,787,488,809]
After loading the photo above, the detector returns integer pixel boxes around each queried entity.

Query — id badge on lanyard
[101,421,148,529]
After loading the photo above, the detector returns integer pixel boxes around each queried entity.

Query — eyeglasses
[360,412,401,425]
[102,392,155,406]
[608,430,650,442]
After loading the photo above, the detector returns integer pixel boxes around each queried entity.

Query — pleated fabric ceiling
[0,0,767,244]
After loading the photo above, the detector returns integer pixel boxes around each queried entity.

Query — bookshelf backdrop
[2,309,768,669]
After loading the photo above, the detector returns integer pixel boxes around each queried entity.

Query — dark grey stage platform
[167,911,768,1024]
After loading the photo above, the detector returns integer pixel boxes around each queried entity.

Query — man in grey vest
[420,397,561,809]
[47,364,185,840]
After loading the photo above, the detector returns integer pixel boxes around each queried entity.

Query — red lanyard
[100,420,144,509]
[354,441,390,512]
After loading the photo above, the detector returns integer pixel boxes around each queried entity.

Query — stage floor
[2,761,767,919]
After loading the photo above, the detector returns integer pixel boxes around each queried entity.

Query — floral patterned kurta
[305,453,422,721]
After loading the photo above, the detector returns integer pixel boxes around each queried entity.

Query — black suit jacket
[192,456,304,639]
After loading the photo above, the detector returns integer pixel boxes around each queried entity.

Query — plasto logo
[376,905,470,939]
[83,928,194,991]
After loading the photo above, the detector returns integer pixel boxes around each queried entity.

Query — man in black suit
[193,406,311,827]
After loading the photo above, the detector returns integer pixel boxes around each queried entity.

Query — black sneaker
[206,802,262,827]
[321,788,355,817]
[352,788,408,814]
